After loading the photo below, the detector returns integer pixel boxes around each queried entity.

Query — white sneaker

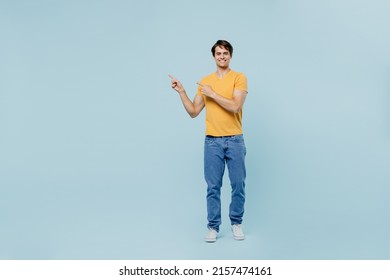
[204,229,217,242]
[232,224,245,240]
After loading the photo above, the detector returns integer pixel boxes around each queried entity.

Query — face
[213,46,231,69]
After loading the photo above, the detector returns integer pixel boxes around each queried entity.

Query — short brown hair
[211,40,233,57]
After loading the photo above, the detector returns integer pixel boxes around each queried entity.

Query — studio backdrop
[1,0,389,259]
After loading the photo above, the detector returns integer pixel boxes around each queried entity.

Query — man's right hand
[169,74,184,94]
[168,74,204,118]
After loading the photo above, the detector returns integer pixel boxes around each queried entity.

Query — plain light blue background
[1,0,389,259]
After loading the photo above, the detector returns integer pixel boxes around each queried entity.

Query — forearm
[178,90,198,118]
[209,92,242,113]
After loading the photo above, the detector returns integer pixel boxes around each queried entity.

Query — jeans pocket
[232,135,245,144]
[205,137,215,144]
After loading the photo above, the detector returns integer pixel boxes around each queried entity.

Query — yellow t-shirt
[197,70,248,136]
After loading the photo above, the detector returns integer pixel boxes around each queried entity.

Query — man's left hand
[197,82,215,98]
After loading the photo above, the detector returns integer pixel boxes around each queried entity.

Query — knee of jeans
[207,182,222,192]
[231,181,245,191]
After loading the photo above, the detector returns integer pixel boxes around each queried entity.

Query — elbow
[189,108,201,118]
[231,105,242,113]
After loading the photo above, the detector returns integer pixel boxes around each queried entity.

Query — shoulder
[229,70,247,85]
[230,70,248,92]
[230,70,247,79]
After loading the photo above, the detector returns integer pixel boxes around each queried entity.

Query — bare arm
[197,82,247,113]
[169,75,205,118]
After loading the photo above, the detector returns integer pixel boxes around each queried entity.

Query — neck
[216,67,230,78]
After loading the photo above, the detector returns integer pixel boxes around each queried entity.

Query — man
[169,40,248,242]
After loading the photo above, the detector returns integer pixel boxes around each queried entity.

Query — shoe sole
[205,238,217,243]
[233,236,245,240]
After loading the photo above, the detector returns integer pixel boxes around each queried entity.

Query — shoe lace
[233,225,242,235]
[207,229,217,239]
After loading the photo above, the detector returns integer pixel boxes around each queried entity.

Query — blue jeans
[204,134,246,232]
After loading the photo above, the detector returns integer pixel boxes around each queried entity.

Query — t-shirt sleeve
[235,73,248,93]
[196,77,205,96]
[196,83,202,96]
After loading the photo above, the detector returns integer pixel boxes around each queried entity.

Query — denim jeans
[204,134,246,232]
